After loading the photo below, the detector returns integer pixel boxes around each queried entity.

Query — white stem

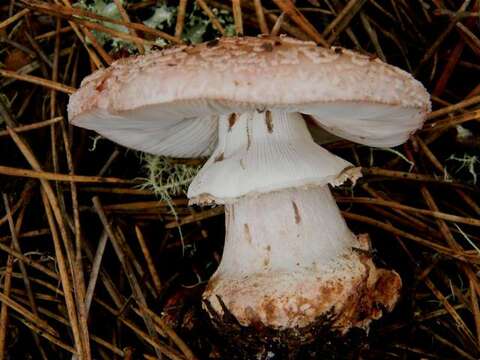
[219,186,355,277]
[204,185,370,329]
[195,111,400,331]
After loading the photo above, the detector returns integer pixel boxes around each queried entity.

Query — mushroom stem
[195,111,401,334]
[221,186,355,278]
[204,185,356,324]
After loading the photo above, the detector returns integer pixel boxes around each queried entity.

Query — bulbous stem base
[203,186,401,332]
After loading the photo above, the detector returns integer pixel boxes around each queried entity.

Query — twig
[362,167,472,188]
[113,0,144,54]
[0,228,13,360]
[342,211,478,264]
[457,22,480,56]
[270,12,285,36]
[196,0,225,34]
[419,325,477,360]
[0,228,50,242]
[0,69,75,94]
[0,8,29,30]
[232,0,243,35]
[323,0,367,44]
[35,26,73,40]
[0,292,58,338]
[84,232,108,313]
[415,0,471,73]
[11,313,76,354]
[424,277,477,347]
[8,125,86,358]
[60,119,91,360]
[175,0,188,40]
[2,194,48,359]
[135,225,162,296]
[271,0,328,46]
[0,165,138,184]
[140,304,196,360]
[424,109,480,132]
[92,197,164,359]
[41,190,85,358]
[165,206,224,228]
[0,117,63,137]
[253,0,269,34]
[336,196,480,226]
[0,242,58,280]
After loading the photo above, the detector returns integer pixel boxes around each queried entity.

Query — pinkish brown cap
[68,36,430,156]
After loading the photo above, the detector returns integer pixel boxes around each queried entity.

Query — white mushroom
[68,36,430,337]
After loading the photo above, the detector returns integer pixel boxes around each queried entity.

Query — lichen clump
[74,0,235,52]
[139,154,201,201]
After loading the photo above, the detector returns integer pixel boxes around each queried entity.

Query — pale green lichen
[138,154,201,200]
[182,4,236,43]
[89,135,104,151]
[143,4,176,30]
[456,125,473,140]
[74,0,235,51]
[138,154,202,254]
[446,153,479,184]
[75,0,136,52]
[369,147,415,172]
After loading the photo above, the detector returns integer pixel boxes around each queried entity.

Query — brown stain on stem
[214,152,224,162]
[292,201,301,224]
[246,120,252,151]
[265,110,273,133]
[262,298,276,324]
[244,223,252,244]
[228,113,237,131]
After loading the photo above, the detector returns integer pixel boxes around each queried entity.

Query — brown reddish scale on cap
[94,69,113,92]
[206,39,220,48]
[261,42,274,52]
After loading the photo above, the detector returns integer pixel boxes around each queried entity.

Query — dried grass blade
[272,0,328,46]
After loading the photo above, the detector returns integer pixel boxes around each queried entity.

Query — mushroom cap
[68,36,431,157]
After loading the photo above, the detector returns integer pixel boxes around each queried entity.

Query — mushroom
[68,36,430,343]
